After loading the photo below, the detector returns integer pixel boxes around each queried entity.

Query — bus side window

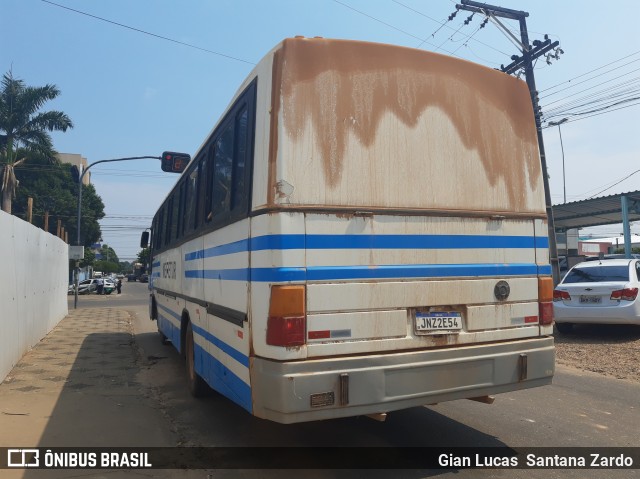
[183,167,198,235]
[165,196,173,246]
[156,207,165,250]
[176,181,185,240]
[203,144,215,223]
[232,106,249,213]
[170,192,179,243]
[213,122,235,218]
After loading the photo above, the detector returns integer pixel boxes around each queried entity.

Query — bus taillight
[538,277,554,325]
[266,285,306,347]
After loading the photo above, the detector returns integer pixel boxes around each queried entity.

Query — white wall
[0,210,69,382]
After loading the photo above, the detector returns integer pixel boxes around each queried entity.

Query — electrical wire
[393,0,510,56]
[332,0,457,55]
[540,58,640,100]
[540,50,640,94]
[40,0,256,65]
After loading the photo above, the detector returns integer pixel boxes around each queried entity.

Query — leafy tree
[0,71,73,213]
[119,261,132,273]
[80,248,95,268]
[94,260,119,274]
[137,247,151,269]
[12,162,104,246]
[98,244,119,264]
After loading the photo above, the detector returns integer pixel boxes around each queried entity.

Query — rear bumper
[251,337,555,424]
[554,303,640,325]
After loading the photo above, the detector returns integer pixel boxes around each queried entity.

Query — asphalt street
[0,282,637,478]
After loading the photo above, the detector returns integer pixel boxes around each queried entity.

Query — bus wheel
[185,322,207,397]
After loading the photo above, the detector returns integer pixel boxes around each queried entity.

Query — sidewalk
[0,307,178,477]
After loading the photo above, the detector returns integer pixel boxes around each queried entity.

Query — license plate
[415,312,462,334]
[579,295,601,304]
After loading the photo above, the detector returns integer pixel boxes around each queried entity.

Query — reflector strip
[524,316,538,323]
[308,330,330,340]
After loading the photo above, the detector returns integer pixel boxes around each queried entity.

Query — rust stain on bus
[269,37,541,210]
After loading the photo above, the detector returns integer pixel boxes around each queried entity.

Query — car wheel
[185,322,207,397]
[555,322,574,334]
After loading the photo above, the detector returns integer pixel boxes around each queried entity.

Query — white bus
[144,37,555,424]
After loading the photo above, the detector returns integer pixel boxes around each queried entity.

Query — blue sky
[2,0,639,259]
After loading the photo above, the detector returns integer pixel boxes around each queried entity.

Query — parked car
[138,274,149,283]
[553,259,640,333]
[68,279,98,295]
[102,279,116,294]
[127,274,137,282]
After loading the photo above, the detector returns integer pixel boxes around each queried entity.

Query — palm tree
[0,71,73,213]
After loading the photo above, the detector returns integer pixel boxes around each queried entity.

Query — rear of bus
[249,38,554,423]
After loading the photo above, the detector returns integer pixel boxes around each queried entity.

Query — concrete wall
[0,210,69,382]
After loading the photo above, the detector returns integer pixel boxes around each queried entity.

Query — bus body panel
[269,38,545,214]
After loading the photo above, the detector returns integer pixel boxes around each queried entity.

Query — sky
[2,0,639,260]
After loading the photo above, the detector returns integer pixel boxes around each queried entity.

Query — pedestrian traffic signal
[161,152,190,173]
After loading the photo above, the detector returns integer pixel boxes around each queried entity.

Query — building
[56,153,91,185]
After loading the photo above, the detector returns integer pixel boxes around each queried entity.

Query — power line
[392,0,509,57]
[40,0,256,65]
[540,58,640,101]
[586,169,640,200]
[540,50,640,94]
[331,0,457,55]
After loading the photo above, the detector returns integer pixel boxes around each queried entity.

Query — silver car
[68,279,98,295]
[553,259,640,333]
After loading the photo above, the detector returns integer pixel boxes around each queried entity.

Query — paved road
[0,283,638,478]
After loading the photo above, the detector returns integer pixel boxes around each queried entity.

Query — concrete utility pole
[457,0,562,285]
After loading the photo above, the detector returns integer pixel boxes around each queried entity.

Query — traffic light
[161,152,190,173]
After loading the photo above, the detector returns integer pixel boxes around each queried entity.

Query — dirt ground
[554,323,640,382]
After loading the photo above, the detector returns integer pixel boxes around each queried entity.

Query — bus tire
[185,321,207,397]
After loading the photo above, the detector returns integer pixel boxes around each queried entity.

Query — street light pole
[548,118,568,203]
[74,156,161,309]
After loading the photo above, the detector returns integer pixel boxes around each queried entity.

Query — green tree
[93,244,120,273]
[98,244,119,264]
[0,71,73,213]
[12,162,104,246]
[81,248,95,268]
[137,247,151,268]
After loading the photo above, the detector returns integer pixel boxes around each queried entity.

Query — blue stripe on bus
[184,239,250,261]
[185,263,550,282]
[158,303,181,321]
[184,234,550,261]
[152,261,161,268]
[538,265,552,275]
[156,304,252,412]
[156,303,249,368]
[191,323,250,369]
[195,342,252,413]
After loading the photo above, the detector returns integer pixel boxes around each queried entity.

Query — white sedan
[553,258,640,333]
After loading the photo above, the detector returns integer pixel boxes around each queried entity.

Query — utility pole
[457,0,562,284]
